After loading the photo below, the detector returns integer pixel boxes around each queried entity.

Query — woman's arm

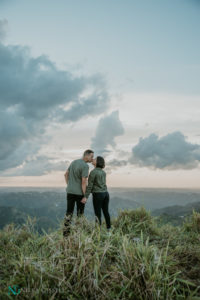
[81,171,95,202]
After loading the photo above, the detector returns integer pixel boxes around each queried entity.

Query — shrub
[183,210,200,233]
[112,206,159,237]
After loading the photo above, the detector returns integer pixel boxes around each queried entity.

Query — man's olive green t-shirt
[85,167,107,199]
[66,159,89,195]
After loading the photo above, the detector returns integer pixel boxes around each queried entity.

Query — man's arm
[82,177,88,196]
[81,164,89,196]
[64,164,71,184]
[64,169,69,184]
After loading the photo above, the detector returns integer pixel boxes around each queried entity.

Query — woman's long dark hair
[96,156,105,169]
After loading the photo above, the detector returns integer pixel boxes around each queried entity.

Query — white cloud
[1,155,70,176]
[129,131,200,170]
[91,110,124,155]
[0,19,110,173]
[0,19,8,41]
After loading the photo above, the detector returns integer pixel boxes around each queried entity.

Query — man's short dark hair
[96,156,105,169]
[83,149,94,156]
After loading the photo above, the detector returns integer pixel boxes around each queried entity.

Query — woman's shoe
[106,228,112,236]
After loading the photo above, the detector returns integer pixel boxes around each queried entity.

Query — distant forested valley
[0,188,200,233]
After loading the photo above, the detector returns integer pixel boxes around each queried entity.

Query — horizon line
[0,186,200,190]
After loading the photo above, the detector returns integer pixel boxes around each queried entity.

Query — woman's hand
[81,197,87,204]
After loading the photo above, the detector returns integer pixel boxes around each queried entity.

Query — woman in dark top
[81,156,111,231]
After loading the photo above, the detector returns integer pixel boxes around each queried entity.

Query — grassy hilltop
[0,207,200,300]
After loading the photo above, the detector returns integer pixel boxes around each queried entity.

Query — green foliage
[113,206,159,237]
[183,210,200,233]
[0,208,200,299]
[153,202,200,227]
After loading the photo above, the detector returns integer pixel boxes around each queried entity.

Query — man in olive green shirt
[63,149,94,237]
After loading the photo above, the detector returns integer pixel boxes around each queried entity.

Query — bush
[112,206,159,237]
[183,210,200,233]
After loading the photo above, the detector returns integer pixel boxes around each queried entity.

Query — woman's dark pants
[92,191,111,229]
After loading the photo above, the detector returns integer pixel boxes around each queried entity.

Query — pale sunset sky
[0,0,200,188]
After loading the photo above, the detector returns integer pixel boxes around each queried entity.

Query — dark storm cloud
[0,110,30,161]
[0,43,109,119]
[0,140,42,172]
[91,110,124,155]
[129,131,200,170]
[0,22,110,173]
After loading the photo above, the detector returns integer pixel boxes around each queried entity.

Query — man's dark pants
[63,193,85,237]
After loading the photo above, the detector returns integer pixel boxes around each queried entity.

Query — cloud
[57,75,109,122]
[129,131,200,170]
[0,43,109,120]
[0,111,29,161]
[0,139,42,172]
[0,19,8,41]
[0,21,110,173]
[107,159,128,168]
[1,155,70,176]
[91,110,124,155]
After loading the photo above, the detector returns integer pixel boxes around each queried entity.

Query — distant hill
[0,190,200,233]
[0,191,138,233]
[152,201,200,226]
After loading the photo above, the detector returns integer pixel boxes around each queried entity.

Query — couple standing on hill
[63,149,111,237]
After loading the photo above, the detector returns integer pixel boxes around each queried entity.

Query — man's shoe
[63,229,70,239]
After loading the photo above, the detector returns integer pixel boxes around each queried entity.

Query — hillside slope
[152,201,200,226]
[0,207,200,299]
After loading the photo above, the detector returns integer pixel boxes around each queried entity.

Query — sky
[0,0,200,188]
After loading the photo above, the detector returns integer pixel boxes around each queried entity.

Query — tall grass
[0,207,200,299]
